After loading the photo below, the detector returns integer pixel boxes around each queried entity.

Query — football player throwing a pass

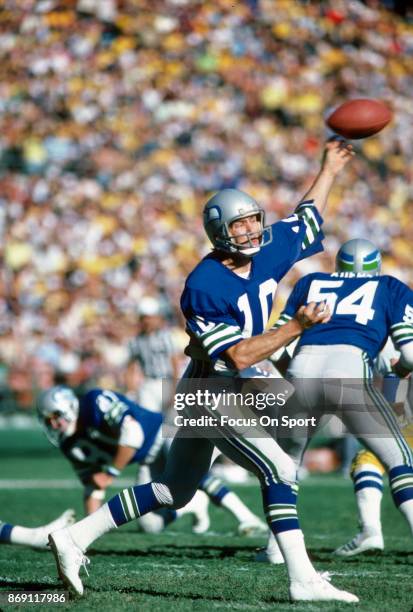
[48,140,358,602]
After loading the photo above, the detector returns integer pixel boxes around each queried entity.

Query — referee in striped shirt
[128,296,180,414]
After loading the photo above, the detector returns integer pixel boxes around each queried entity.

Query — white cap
[137,296,161,316]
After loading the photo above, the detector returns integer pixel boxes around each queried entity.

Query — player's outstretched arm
[297,139,354,214]
[225,302,330,371]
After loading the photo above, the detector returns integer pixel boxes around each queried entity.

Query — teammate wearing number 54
[276,239,413,544]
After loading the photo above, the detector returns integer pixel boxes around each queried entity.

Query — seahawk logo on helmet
[336,238,381,275]
[203,188,272,256]
[37,385,79,446]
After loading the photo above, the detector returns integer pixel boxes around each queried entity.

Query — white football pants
[286,345,413,470]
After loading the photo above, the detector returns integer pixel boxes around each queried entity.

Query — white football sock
[9,509,76,549]
[266,531,282,555]
[356,487,383,535]
[68,504,116,552]
[398,499,413,534]
[219,491,260,523]
[353,464,383,535]
[275,530,318,583]
[10,526,43,547]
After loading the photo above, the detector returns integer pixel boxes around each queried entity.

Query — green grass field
[0,429,412,611]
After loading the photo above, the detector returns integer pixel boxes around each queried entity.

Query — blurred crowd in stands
[1,0,413,410]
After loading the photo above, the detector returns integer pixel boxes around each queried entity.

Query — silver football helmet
[37,385,79,446]
[203,188,272,256]
[336,238,381,275]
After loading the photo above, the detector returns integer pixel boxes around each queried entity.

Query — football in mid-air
[326,99,392,139]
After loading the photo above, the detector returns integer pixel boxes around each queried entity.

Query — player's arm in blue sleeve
[182,286,244,360]
[269,211,324,277]
[389,278,413,377]
[90,389,143,469]
[87,401,145,510]
[294,201,324,258]
[282,201,325,260]
[105,415,144,474]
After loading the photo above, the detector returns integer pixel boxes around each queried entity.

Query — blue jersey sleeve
[283,201,324,252]
[181,286,244,359]
[83,389,131,428]
[294,200,325,259]
[388,278,413,348]
[270,202,324,278]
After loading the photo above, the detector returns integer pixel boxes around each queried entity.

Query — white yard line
[0,476,352,489]
[0,478,135,489]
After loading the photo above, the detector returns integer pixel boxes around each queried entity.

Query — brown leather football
[326,99,392,139]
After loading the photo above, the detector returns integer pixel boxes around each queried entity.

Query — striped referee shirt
[129,329,177,379]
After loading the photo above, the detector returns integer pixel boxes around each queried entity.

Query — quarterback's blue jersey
[60,389,162,483]
[181,202,324,372]
[279,272,413,361]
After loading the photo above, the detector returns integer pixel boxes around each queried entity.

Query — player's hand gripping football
[322,137,355,177]
[295,301,331,330]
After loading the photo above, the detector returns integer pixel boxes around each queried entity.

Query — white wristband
[105,465,121,477]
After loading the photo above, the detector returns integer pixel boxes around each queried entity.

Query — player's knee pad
[151,482,174,506]
[350,450,385,478]
[155,480,196,510]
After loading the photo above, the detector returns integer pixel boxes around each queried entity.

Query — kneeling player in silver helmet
[37,385,266,535]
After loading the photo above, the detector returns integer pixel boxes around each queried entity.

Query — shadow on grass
[91,542,259,560]
[309,547,413,565]
[0,580,288,605]
[88,585,287,605]
[0,580,65,590]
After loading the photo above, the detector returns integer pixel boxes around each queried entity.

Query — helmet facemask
[215,211,273,256]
